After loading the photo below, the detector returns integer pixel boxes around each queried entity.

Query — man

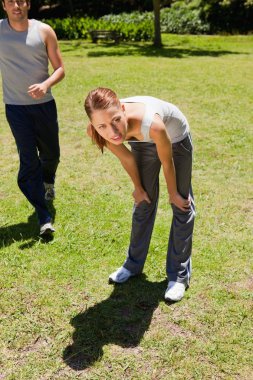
[0,0,65,236]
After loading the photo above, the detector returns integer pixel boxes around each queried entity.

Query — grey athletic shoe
[164,281,186,302]
[109,266,134,284]
[40,222,55,237]
[44,183,55,201]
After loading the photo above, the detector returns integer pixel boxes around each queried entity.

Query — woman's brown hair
[84,87,121,153]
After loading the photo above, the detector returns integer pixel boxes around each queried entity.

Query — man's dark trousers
[6,99,60,225]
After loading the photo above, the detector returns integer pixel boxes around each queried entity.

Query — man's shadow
[63,276,167,371]
[0,202,56,249]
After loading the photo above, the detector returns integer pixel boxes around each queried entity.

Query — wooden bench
[89,30,120,44]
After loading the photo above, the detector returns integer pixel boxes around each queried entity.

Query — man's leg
[32,100,60,185]
[6,104,51,226]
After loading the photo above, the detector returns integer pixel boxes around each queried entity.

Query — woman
[84,87,195,302]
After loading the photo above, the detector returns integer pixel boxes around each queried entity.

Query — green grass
[0,34,253,379]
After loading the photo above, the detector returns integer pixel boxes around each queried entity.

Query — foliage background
[1,0,253,34]
[44,6,211,41]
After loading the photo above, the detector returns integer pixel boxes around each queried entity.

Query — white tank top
[120,96,189,143]
[0,19,53,105]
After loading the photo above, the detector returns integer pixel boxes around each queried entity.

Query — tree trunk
[152,0,162,47]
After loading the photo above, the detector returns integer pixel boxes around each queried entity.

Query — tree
[153,0,162,47]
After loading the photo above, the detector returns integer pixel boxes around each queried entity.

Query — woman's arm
[106,143,151,205]
[150,115,190,211]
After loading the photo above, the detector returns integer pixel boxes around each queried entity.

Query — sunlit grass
[0,34,252,379]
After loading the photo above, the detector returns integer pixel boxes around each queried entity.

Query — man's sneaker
[164,281,186,302]
[40,222,55,237]
[44,183,55,201]
[109,266,134,284]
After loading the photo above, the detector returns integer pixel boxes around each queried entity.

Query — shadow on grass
[0,202,56,249]
[60,41,243,58]
[63,276,168,371]
[87,45,242,58]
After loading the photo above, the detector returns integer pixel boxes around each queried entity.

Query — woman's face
[91,105,127,145]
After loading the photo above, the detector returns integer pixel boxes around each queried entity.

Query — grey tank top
[0,19,53,105]
[120,96,190,144]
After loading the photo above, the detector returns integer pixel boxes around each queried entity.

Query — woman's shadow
[63,276,167,371]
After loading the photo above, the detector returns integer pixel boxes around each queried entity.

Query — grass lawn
[0,34,252,379]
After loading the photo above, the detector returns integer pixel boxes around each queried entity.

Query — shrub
[199,0,253,34]
[44,13,154,41]
[45,17,98,40]
[100,12,154,41]
[160,4,210,34]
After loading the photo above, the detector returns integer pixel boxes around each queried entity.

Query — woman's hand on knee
[169,192,191,212]
[132,188,151,206]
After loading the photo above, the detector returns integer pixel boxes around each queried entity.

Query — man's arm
[150,115,190,211]
[27,23,65,99]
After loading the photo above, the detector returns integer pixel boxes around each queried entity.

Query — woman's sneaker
[109,266,134,284]
[164,281,186,302]
[44,183,55,201]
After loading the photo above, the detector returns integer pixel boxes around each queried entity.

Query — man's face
[2,0,30,21]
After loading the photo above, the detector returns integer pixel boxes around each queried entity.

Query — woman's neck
[124,102,145,140]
